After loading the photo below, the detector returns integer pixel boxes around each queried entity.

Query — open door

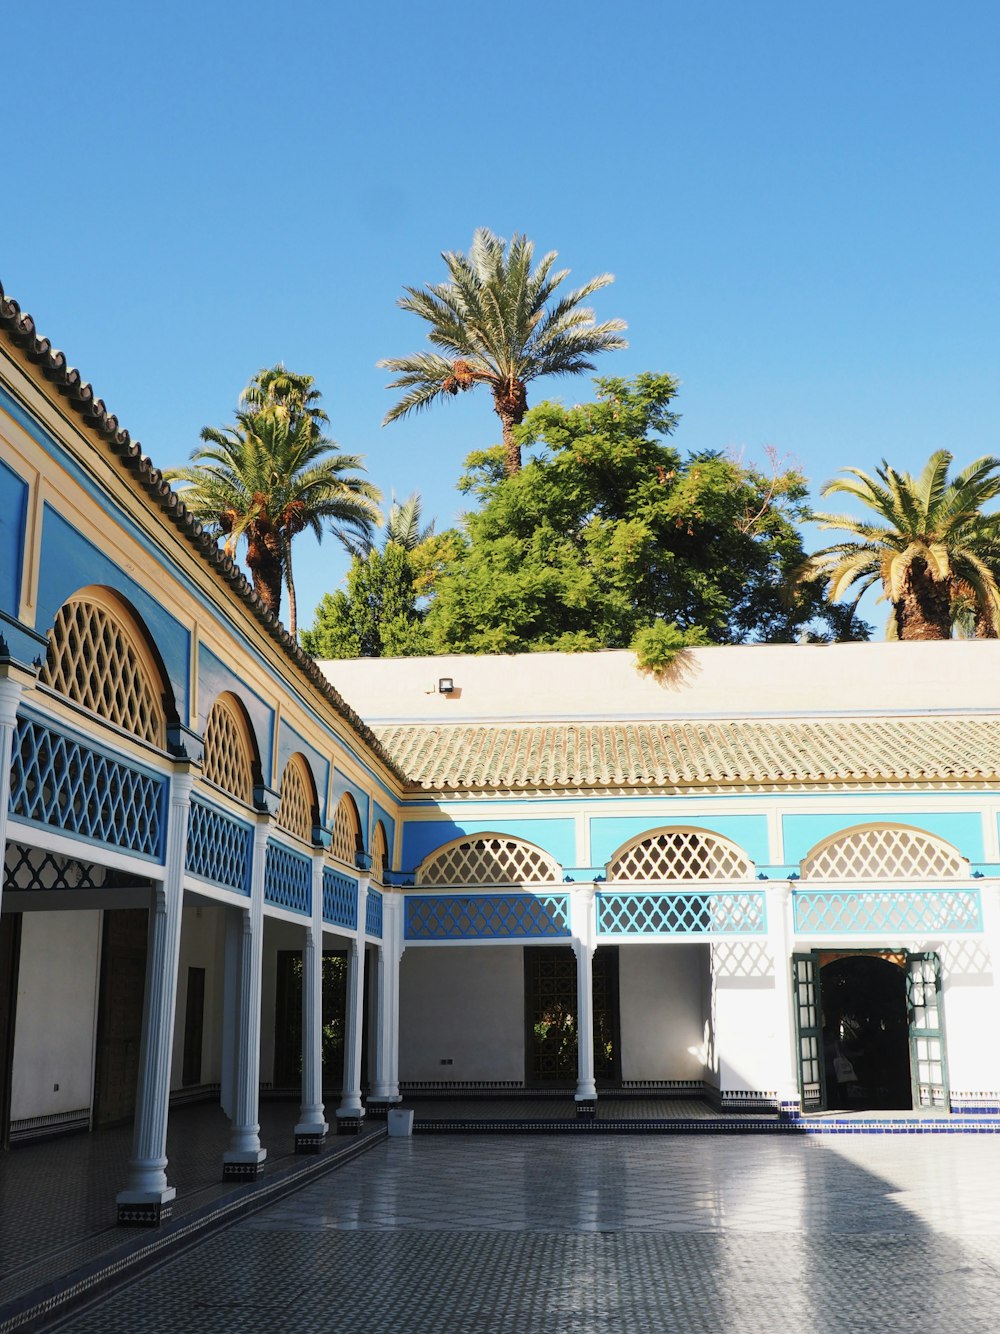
[792,953,825,1112]
[907,952,949,1110]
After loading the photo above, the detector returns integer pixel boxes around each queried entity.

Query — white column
[370,891,403,1104]
[0,676,23,924]
[767,880,800,1108]
[571,883,598,1105]
[116,769,193,1224]
[223,818,268,1178]
[295,853,328,1150]
[337,877,368,1126]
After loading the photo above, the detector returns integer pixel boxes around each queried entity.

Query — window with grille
[331,793,362,866]
[802,826,966,880]
[608,829,752,882]
[371,821,388,883]
[276,755,315,843]
[202,695,254,803]
[39,593,165,746]
[417,836,560,887]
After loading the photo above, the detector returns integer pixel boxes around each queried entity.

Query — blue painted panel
[0,457,27,616]
[186,796,253,895]
[589,815,768,870]
[277,720,330,824]
[401,819,576,874]
[783,812,984,865]
[38,506,190,720]
[373,801,397,870]
[322,866,358,930]
[333,774,370,849]
[405,892,572,941]
[365,887,383,937]
[197,643,274,781]
[264,839,312,914]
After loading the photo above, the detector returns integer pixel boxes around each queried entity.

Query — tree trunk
[284,536,298,640]
[246,525,285,623]
[894,563,953,640]
[493,381,527,477]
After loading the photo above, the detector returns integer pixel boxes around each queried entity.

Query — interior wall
[170,901,226,1089]
[400,945,524,1082]
[10,909,102,1121]
[618,943,709,1082]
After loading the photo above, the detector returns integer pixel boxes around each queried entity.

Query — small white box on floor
[387,1108,414,1137]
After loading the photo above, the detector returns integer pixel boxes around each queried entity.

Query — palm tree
[167,408,381,637]
[342,491,436,560]
[810,450,1000,640]
[379,228,628,476]
[241,365,329,434]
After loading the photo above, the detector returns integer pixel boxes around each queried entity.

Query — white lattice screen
[371,821,388,883]
[608,829,752,882]
[417,837,559,887]
[331,794,362,865]
[802,827,966,880]
[276,756,314,842]
[202,697,253,803]
[40,595,165,746]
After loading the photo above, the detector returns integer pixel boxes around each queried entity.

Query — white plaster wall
[712,943,785,1094]
[399,945,524,1081]
[938,939,1000,1095]
[10,910,101,1120]
[170,902,226,1089]
[618,944,708,1081]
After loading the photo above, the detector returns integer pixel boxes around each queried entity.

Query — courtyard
[50,1134,1000,1332]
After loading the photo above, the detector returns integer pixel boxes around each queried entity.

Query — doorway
[793,949,949,1113]
[274,949,368,1093]
[93,908,149,1127]
[524,946,621,1086]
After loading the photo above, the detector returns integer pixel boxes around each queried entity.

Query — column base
[336,1108,366,1135]
[365,1098,401,1120]
[116,1187,176,1228]
[294,1121,329,1154]
[574,1098,598,1120]
[222,1148,267,1181]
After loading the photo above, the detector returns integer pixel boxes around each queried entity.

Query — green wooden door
[792,953,826,1111]
[907,952,949,1110]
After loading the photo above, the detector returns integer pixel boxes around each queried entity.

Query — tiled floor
[54,1135,1000,1333]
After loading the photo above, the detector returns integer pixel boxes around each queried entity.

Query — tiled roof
[0,281,406,784]
[373,716,1000,791]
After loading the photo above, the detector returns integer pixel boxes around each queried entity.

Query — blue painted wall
[783,811,984,865]
[401,818,576,873]
[37,505,190,720]
[373,801,397,870]
[332,771,371,849]
[589,814,769,869]
[277,719,331,824]
[197,643,275,781]
[0,457,27,617]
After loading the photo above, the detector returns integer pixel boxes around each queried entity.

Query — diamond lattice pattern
[793,889,981,934]
[264,839,312,913]
[366,887,383,937]
[9,717,165,858]
[322,866,358,930]
[597,890,766,935]
[371,821,388,883]
[186,797,253,894]
[406,893,571,940]
[202,698,253,803]
[276,757,313,842]
[609,830,752,882]
[802,827,966,880]
[417,837,559,887]
[40,597,164,746]
[331,794,362,866]
[4,843,108,891]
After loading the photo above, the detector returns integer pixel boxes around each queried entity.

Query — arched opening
[820,953,911,1111]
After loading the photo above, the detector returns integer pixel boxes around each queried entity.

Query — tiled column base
[222,1157,266,1182]
[116,1198,174,1227]
[336,1114,365,1136]
[365,1101,400,1120]
[575,1100,598,1120]
[295,1132,327,1154]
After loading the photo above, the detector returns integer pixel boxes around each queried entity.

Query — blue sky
[3,1,999,636]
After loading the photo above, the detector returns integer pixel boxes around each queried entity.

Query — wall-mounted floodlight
[438,677,455,694]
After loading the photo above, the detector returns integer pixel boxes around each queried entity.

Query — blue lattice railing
[186,797,253,895]
[264,840,312,915]
[405,893,571,942]
[323,866,358,930]
[597,890,767,936]
[8,715,166,860]
[366,887,383,938]
[793,888,982,934]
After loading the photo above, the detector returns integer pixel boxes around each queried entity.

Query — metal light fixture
[438,677,454,694]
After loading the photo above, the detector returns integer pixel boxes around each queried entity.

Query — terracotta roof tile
[373,717,1000,791]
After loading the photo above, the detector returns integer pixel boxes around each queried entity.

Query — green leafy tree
[811,451,1000,640]
[300,543,431,658]
[379,228,627,476]
[423,373,861,653]
[168,373,381,636]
